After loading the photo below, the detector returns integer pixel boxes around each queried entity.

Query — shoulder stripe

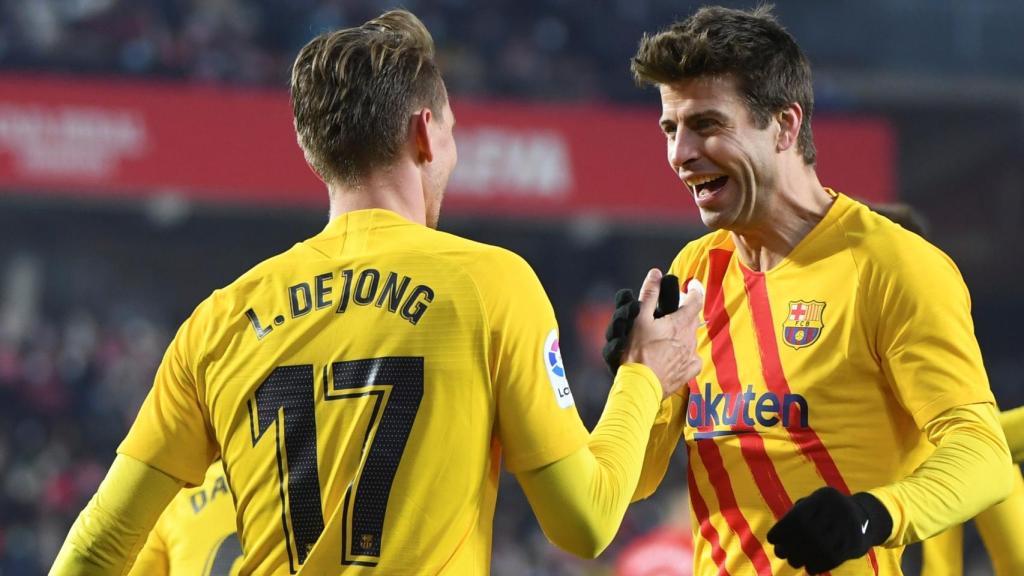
[742,268,880,575]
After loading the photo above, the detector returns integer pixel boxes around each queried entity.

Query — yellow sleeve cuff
[615,362,663,409]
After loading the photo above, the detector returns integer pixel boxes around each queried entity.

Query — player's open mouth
[687,174,729,203]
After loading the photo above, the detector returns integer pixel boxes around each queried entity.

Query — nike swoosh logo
[861,520,870,534]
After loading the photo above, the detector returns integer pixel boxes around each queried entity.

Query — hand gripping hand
[613,269,704,398]
[601,273,700,375]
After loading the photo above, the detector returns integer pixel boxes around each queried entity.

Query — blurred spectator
[1,1,1021,101]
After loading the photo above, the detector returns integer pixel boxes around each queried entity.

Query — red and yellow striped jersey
[130,461,241,576]
[118,209,588,575]
[653,191,993,575]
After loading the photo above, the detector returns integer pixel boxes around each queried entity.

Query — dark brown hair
[632,5,816,165]
[291,10,447,184]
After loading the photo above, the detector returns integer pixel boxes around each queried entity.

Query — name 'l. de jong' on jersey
[244,267,436,341]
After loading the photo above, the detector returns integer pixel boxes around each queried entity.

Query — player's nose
[668,131,701,173]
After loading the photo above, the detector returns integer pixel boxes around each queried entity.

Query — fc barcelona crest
[782,300,826,349]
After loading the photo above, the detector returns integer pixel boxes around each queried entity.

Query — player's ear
[411,108,435,164]
[775,102,803,154]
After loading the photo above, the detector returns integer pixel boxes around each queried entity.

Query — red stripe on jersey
[706,249,794,520]
[688,448,731,575]
[741,267,880,575]
[681,249,773,575]
[694,433,774,576]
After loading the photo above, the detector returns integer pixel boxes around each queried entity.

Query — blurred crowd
[1,0,1021,103]
[0,306,166,574]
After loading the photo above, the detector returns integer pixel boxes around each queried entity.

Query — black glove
[601,274,681,375]
[766,486,893,574]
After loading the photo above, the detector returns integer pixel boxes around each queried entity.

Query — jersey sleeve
[476,250,589,473]
[630,243,702,501]
[872,239,994,427]
[128,516,170,576]
[118,296,219,486]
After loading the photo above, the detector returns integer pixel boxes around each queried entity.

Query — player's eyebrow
[660,108,730,133]
[682,109,729,127]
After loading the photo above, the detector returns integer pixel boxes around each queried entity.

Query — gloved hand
[767,486,893,574]
[601,274,681,375]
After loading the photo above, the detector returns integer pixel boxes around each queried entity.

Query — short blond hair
[291,10,447,184]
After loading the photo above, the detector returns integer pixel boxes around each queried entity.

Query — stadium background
[0,0,1021,574]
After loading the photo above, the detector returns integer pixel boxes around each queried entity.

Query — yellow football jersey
[647,191,993,575]
[118,209,589,575]
[130,461,242,576]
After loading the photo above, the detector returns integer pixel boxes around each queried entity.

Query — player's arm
[50,455,182,576]
[515,270,703,558]
[517,363,662,558]
[600,274,695,502]
[918,431,1024,576]
[999,406,1024,463]
[126,500,172,576]
[864,244,1014,545]
[631,393,686,501]
[868,402,1012,545]
[768,403,1012,574]
[768,238,1012,574]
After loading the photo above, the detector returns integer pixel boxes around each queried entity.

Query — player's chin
[698,207,732,231]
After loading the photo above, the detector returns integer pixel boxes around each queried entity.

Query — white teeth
[686,174,725,187]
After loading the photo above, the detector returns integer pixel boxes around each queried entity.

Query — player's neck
[731,173,831,272]
[326,163,427,226]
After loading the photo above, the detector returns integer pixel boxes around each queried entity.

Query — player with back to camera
[51,9,705,575]
[602,5,1013,575]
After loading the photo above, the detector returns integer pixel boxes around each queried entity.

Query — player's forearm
[517,363,662,558]
[633,392,685,501]
[869,403,1013,547]
[51,455,183,576]
[126,528,170,576]
[999,406,1024,463]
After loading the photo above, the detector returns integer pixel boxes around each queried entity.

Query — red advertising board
[0,75,893,221]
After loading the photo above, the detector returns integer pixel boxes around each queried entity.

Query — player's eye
[691,118,720,134]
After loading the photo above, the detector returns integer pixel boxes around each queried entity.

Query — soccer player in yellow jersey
[129,461,242,576]
[51,9,706,576]
[606,5,1014,575]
